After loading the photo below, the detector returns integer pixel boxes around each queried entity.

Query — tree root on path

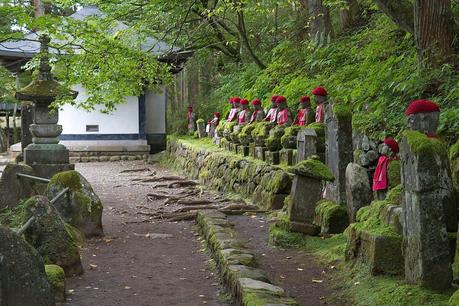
[176,199,212,205]
[167,181,198,188]
[120,168,153,174]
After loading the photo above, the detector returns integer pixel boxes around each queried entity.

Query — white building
[0,6,191,157]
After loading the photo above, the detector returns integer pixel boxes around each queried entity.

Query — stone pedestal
[265,151,280,165]
[345,163,373,222]
[297,128,317,162]
[400,132,455,289]
[324,105,353,204]
[254,146,267,161]
[197,122,207,138]
[241,146,249,157]
[280,149,295,166]
[249,143,256,158]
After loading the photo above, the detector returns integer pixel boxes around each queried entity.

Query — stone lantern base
[24,143,74,178]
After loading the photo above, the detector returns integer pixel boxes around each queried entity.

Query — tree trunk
[308,0,334,39]
[339,0,360,30]
[374,0,414,34]
[295,0,309,41]
[236,10,266,69]
[414,0,455,67]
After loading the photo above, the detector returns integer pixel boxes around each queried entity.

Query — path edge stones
[196,210,299,306]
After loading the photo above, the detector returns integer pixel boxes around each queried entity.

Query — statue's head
[187,106,193,112]
[233,97,241,109]
[405,100,440,135]
[214,112,220,118]
[312,86,328,105]
[381,137,399,157]
[240,99,249,109]
[299,96,311,109]
[229,97,235,108]
[271,95,279,108]
[276,96,287,110]
[252,98,262,110]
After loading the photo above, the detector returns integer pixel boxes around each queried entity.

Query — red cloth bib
[373,155,392,191]
[315,103,324,123]
[294,109,308,126]
[277,109,289,125]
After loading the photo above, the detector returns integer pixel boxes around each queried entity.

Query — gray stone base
[280,149,295,166]
[288,221,320,236]
[249,143,256,158]
[265,151,280,165]
[239,146,249,157]
[32,163,75,179]
[254,146,267,161]
[24,144,69,165]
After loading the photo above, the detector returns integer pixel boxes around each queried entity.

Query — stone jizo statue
[372,137,399,200]
[405,99,440,137]
[294,96,315,126]
[227,98,238,122]
[238,99,251,126]
[187,106,196,132]
[264,95,279,123]
[249,99,265,123]
[276,96,292,125]
[312,86,328,123]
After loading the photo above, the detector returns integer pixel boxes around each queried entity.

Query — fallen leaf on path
[89,264,98,269]
[124,286,131,290]
[297,268,304,271]
[354,281,360,285]
[312,279,323,283]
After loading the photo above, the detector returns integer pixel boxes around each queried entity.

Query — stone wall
[166,137,293,210]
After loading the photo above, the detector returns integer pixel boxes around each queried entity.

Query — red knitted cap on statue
[276,96,287,104]
[233,97,241,104]
[187,106,193,109]
[229,98,234,104]
[271,95,279,102]
[300,96,310,103]
[384,137,399,154]
[405,99,440,116]
[252,99,261,106]
[214,112,220,117]
[312,86,328,96]
[240,99,249,105]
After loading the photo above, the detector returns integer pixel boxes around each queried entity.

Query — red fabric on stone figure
[275,96,287,104]
[277,108,289,125]
[315,104,324,123]
[240,99,249,105]
[372,137,399,191]
[384,138,399,153]
[294,108,308,126]
[405,99,440,116]
[312,86,327,97]
[251,99,261,105]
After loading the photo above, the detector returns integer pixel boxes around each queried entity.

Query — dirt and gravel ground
[59,160,342,306]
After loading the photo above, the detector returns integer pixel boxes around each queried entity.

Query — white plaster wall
[59,84,139,135]
[145,86,166,134]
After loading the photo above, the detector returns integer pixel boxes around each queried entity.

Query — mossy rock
[223,121,238,141]
[46,170,103,237]
[450,139,459,186]
[239,124,256,146]
[387,159,401,188]
[281,126,302,149]
[251,122,276,146]
[314,200,349,234]
[0,163,36,210]
[23,196,83,276]
[266,126,286,152]
[45,264,66,303]
[448,290,459,306]
[0,225,55,306]
[290,158,334,181]
[403,130,449,164]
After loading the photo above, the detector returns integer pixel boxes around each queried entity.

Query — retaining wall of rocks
[166,137,293,210]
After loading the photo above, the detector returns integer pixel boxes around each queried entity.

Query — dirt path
[63,161,226,306]
[229,215,345,306]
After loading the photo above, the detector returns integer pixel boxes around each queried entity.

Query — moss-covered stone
[448,290,459,306]
[450,139,459,186]
[0,163,36,210]
[314,200,349,234]
[281,126,301,149]
[196,118,205,124]
[45,264,66,302]
[223,121,238,141]
[290,158,334,181]
[46,170,103,237]
[404,130,448,162]
[23,196,83,276]
[239,124,256,146]
[387,159,401,188]
[266,125,286,152]
[251,122,276,146]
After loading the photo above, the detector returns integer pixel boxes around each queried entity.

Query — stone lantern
[15,35,77,178]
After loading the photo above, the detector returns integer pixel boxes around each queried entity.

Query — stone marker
[196,120,207,138]
[0,163,35,209]
[345,163,373,222]
[401,99,456,289]
[296,128,317,162]
[0,226,54,306]
[324,103,353,204]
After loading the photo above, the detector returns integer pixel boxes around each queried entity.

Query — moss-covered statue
[208,112,220,138]
[249,98,265,123]
[405,99,440,136]
[264,95,279,122]
[237,99,251,126]
[275,96,292,125]
[294,96,315,126]
[187,106,196,132]
[372,137,400,200]
[312,86,328,123]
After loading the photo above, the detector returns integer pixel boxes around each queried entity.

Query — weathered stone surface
[45,170,103,237]
[0,226,54,306]
[25,143,69,165]
[314,200,349,234]
[287,221,320,235]
[238,278,284,295]
[23,196,83,276]
[345,163,373,222]
[226,265,270,283]
[254,146,267,161]
[401,131,454,289]
[280,149,295,166]
[265,151,280,165]
[288,176,323,224]
[345,226,403,275]
[324,104,353,204]
[31,163,75,179]
[197,121,207,138]
[296,128,317,162]
[45,264,66,303]
[0,163,36,210]
[221,249,256,267]
[0,128,7,152]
